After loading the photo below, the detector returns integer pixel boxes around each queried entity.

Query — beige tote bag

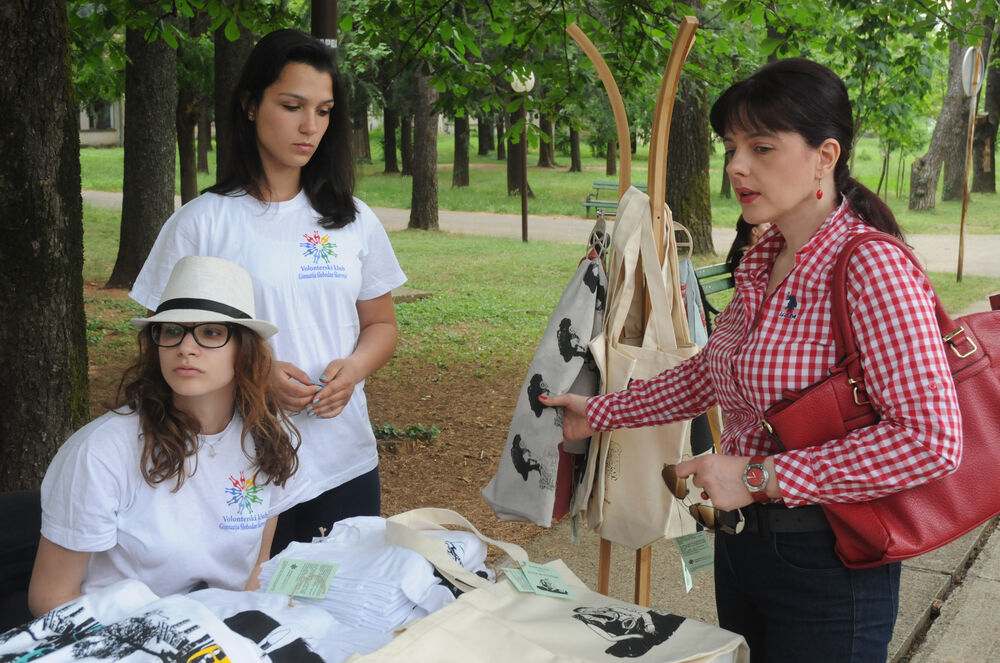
[583,187,704,548]
[345,558,748,663]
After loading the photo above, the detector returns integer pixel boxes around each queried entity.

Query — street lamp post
[511,72,535,242]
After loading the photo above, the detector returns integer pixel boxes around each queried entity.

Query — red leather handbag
[761,232,1000,568]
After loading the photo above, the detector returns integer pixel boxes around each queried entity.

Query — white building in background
[79,99,123,147]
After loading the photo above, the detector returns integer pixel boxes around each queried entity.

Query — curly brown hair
[116,326,300,491]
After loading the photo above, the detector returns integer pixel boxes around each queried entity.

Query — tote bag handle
[387,508,530,593]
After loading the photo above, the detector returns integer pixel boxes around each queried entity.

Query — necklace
[201,435,220,458]
[199,410,235,458]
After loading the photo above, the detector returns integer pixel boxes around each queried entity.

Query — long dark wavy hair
[117,326,300,490]
[207,28,357,229]
[709,58,903,240]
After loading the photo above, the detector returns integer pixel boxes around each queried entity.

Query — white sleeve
[129,204,203,311]
[356,199,407,301]
[40,418,133,552]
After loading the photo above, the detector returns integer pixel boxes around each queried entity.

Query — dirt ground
[86,283,545,549]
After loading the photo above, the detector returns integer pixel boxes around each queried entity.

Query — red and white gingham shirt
[586,200,962,506]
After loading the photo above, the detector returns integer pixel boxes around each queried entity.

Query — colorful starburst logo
[300,231,338,264]
[225,471,263,514]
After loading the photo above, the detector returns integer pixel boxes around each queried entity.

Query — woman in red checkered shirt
[542,58,961,663]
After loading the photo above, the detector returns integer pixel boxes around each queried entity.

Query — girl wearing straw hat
[131,29,405,554]
[28,256,303,616]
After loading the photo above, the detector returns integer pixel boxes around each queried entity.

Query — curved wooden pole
[647,16,698,265]
[566,23,631,197]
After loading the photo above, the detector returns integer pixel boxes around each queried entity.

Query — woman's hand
[311,358,361,419]
[539,393,595,442]
[270,361,319,413]
[674,454,779,511]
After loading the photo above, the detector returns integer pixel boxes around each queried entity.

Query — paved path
[371,206,1000,280]
[82,191,1000,279]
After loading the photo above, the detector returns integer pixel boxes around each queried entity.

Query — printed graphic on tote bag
[573,605,685,659]
[582,262,606,312]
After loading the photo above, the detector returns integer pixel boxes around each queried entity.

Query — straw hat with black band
[130,255,278,339]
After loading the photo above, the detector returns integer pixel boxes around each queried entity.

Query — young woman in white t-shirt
[29,256,302,615]
[130,29,406,554]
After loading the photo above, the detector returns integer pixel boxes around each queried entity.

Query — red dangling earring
[816,181,823,200]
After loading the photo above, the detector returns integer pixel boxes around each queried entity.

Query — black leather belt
[719,503,831,535]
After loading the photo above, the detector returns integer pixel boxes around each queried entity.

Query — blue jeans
[715,528,900,663]
[270,466,381,555]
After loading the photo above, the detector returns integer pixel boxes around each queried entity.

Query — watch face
[746,465,766,489]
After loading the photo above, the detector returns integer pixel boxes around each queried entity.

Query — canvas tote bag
[583,187,703,549]
[481,222,608,527]
[385,507,530,593]
[344,558,748,663]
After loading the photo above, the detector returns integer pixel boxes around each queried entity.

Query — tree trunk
[408,71,439,230]
[477,113,494,155]
[177,86,200,204]
[720,154,732,198]
[400,115,413,176]
[876,142,891,199]
[973,19,998,194]
[353,97,372,164]
[910,41,968,210]
[537,115,556,167]
[107,27,177,288]
[663,78,714,255]
[213,18,254,184]
[383,104,399,173]
[0,0,89,489]
[496,112,506,160]
[605,139,616,177]
[569,127,582,172]
[452,114,470,187]
[197,104,211,174]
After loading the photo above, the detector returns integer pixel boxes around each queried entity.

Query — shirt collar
[734,196,858,289]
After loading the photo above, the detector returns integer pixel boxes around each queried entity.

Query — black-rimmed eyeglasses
[151,322,235,349]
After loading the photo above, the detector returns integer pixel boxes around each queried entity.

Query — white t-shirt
[130,191,407,501]
[41,411,301,596]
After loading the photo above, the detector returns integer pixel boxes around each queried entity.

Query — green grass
[389,230,584,370]
[80,145,218,196]
[82,203,998,379]
[80,133,999,235]
[83,204,122,281]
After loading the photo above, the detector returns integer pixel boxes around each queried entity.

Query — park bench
[693,261,735,296]
[582,180,648,217]
[693,260,735,331]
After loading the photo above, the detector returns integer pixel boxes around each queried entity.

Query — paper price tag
[265,558,339,599]
[521,562,573,599]
[502,567,535,593]
[675,531,714,594]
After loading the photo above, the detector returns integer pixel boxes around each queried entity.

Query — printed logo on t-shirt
[298,231,347,281]
[220,471,267,531]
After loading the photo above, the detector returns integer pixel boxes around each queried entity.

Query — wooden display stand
[566,17,699,607]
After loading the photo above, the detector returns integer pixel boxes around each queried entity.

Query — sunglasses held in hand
[662,463,744,535]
